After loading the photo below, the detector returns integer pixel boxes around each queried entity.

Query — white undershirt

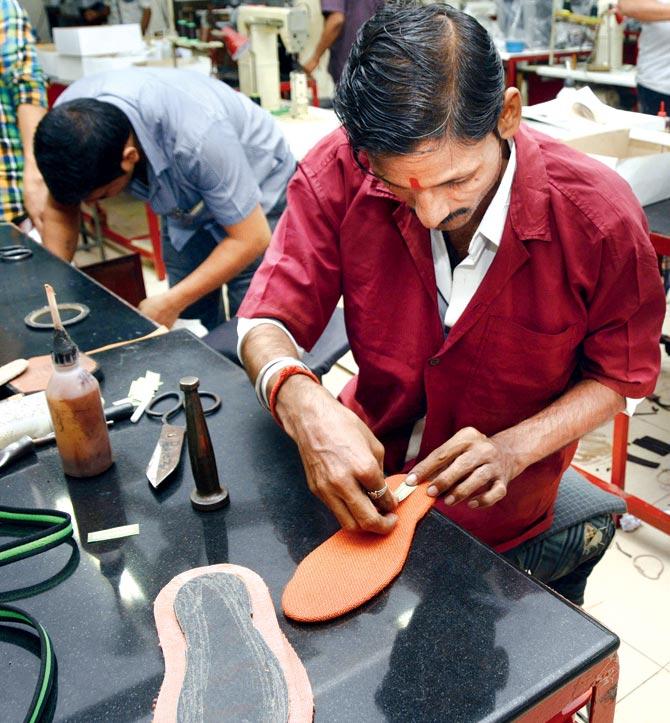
[238,139,640,459]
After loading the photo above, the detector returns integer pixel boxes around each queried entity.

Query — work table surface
[1,331,618,722]
[0,225,156,366]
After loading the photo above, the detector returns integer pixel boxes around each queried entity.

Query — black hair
[34,99,133,205]
[334,1,505,167]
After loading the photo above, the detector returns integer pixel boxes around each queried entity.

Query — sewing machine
[550,0,624,71]
[236,2,312,110]
[590,0,624,71]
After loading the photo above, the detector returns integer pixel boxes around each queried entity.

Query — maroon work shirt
[239,124,665,552]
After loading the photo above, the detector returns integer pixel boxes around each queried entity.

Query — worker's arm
[138,203,270,328]
[240,323,398,534]
[41,196,81,260]
[302,12,346,75]
[18,104,47,230]
[405,380,624,507]
[617,0,670,22]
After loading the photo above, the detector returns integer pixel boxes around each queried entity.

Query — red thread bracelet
[269,365,319,426]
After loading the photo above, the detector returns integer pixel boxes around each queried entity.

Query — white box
[563,128,670,207]
[53,24,143,57]
[54,54,147,82]
[35,45,60,77]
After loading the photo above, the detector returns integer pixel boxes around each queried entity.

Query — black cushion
[536,466,627,542]
[203,308,350,379]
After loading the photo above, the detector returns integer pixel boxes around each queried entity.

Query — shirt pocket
[465,316,578,427]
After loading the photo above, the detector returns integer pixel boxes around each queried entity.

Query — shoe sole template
[282,475,434,623]
[154,564,314,722]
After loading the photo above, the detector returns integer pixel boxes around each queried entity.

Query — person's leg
[503,514,615,605]
[225,196,286,318]
[637,83,670,117]
[161,222,225,331]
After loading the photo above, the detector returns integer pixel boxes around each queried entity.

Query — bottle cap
[52,327,79,366]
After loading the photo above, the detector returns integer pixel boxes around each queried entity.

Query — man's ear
[497,87,522,140]
[120,144,140,173]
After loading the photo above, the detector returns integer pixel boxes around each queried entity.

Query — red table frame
[81,204,166,281]
[505,49,592,88]
[516,651,619,723]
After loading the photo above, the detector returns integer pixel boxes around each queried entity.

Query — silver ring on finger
[366,482,388,500]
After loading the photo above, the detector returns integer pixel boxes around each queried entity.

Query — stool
[543,467,627,542]
[203,307,349,379]
[80,253,147,307]
[575,413,670,537]
[81,203,166,281]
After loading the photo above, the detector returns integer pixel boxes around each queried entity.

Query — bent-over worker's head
[34,99,141,206]
[334,1,522,233]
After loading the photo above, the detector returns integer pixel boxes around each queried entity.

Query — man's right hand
[275,374,398,534]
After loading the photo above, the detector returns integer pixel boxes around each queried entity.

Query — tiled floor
[77,197,670,722]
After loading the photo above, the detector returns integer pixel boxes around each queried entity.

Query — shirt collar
[473,139,516,250]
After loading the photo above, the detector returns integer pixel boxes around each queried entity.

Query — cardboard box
[53,24,143,57]
[37,45,147,82]
[562,128,670,207]
[523,87,670,206]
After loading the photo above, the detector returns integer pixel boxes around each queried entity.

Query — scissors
[0,245,32,262]
[145,388,221,488]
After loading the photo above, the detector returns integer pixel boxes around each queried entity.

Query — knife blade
[146,423,185,488]
[394,481,418,503]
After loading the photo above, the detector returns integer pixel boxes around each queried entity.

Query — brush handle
[44,283,63,329]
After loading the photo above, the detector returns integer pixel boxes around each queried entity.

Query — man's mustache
[442,207,469,225]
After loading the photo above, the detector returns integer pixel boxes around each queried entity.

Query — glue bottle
[44,285,113,477]
[657,101,670,132]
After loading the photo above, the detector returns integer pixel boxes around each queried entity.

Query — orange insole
[282,475,434,623]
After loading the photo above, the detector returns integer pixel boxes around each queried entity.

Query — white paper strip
[87,523,140,543]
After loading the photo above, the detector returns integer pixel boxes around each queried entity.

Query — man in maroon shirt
[302,0,383,84]
[238,2,665,603]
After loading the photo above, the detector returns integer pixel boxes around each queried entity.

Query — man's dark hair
[34,99,132,205]
[334,1,505,166]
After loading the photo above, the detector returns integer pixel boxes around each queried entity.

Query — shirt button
[428,358,441,367]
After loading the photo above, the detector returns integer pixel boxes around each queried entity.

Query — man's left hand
[405,427,520,509]
[138,292,182,328]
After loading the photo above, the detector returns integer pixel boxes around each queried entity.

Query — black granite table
[0,331,619,722]
[0,224,156,366]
